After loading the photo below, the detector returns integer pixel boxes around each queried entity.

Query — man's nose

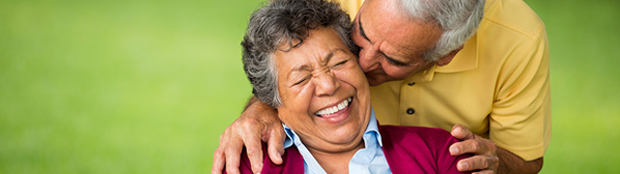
[358,47,381,73]
[313,70,340,96]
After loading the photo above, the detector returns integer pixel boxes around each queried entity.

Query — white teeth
[315,97,352,116]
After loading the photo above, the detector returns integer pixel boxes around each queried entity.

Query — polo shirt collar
[405,33,479,83]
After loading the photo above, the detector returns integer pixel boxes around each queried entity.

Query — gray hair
[397,0,485,61]
[241,0,358,108]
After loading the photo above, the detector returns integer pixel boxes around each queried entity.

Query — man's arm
[211,96,285,174]
[450,125,543,174]
[243,96,260,110]
[496,148,543,174]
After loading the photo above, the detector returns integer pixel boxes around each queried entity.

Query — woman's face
[274,27,372,153]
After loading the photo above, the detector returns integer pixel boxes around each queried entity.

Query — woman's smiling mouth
[315,97,353,117]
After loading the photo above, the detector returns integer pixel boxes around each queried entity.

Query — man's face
[351,0,443,86]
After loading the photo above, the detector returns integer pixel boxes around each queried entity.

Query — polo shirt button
[406,108,415,115]
[408,82,416,86]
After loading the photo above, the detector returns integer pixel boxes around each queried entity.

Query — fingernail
[450,147,459,154]
[458,162,468,170]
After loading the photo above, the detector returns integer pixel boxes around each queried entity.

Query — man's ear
[436,45,464,66]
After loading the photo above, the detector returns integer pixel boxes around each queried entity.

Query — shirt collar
[404,33,479,84]
[283,107,383,149]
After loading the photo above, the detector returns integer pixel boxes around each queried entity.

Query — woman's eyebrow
[320,48,348,64]
[288,64,312,80]
[287,48,347,80]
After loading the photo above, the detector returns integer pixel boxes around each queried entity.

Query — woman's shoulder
[379,125,455,142]
[227,143,304,174]
[378,125,460,153]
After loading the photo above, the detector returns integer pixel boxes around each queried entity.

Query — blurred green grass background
[0,0,618,173]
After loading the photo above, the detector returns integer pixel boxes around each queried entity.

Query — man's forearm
[497,147,543,174]
[243,96,261,111]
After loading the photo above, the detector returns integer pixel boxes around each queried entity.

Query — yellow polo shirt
[336,0,551,161]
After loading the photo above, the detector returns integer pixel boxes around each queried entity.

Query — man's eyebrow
[358,15,372,44]
[359,15,407,66]
[357,15,407,66]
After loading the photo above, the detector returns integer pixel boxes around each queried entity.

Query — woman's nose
[313,70,340,96]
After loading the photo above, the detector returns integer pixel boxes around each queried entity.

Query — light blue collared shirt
[283,108,392,174]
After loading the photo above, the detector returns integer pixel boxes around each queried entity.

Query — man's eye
[385,56,406,66]
[386,57,399,65]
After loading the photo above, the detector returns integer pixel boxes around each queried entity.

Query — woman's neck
[307,141,365,174]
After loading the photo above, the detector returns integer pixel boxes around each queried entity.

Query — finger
[472,170,495,174]
[242,132,264,174]
[457,154,497,172]
[211,147,226,174]
[451,124,475,140]
[212,129,232,174]
[224,137,244,174]
[268,124,286,165]
[450,138,493,156]
[236,119,265,174]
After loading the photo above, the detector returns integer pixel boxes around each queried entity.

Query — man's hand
[211,100,286,174]
[449,124,500,174]
[449,124,544,174]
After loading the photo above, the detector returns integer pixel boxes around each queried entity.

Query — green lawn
[0,0,618,173]
[525,0,620,173]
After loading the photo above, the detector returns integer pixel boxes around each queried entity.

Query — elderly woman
[228,0,470,173]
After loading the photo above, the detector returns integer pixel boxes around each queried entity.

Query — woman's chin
[317,126,364,149]
[318,106,368,150]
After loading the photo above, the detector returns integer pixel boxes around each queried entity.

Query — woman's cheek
[295,83,314,110]
[341,65,365,86]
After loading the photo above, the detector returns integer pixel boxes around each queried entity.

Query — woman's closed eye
[331,59,349,69]
[293,76,311,86]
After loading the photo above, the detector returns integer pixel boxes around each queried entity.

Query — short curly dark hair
[241,0,358,108]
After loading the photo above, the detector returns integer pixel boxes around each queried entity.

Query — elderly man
[212,0,550,173]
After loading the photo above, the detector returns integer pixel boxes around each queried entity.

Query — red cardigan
[227,125,471,174]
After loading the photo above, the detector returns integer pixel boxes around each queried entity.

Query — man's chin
[366,74,407,86]
[366,75,388,86]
